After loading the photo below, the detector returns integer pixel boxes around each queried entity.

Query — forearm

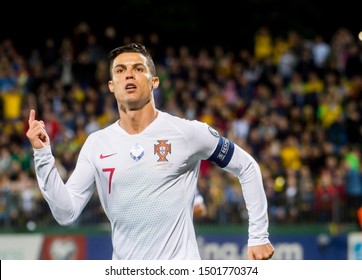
[33,146,80,225]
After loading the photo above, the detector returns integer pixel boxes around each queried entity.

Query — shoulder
[157,111,220,157]
[158,110,209,132]
[84,121,119,143]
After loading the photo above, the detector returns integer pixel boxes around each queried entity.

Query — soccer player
[26,43,274,260]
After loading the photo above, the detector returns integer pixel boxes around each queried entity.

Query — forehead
[112,52,148,67]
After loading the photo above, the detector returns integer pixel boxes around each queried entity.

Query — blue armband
[207,137,234,168]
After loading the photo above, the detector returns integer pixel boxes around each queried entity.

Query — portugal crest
[154,140,171,161]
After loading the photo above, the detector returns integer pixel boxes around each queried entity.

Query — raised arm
[26,109,96,226]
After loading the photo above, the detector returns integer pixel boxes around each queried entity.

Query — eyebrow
[113,62,146,69]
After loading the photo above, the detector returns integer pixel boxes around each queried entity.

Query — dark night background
[1,0,361,53]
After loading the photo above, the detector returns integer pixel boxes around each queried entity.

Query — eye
[115,67,125,74]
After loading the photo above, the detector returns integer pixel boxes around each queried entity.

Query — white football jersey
[33,110,270,259]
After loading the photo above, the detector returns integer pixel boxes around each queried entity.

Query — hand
[26,109,50,149]
[247,243,274,260]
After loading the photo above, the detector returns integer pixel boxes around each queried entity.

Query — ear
[152,77,160,89]
[108,80,114,93]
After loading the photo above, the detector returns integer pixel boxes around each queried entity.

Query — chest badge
[154,140,171,162]
[130,143,144,161]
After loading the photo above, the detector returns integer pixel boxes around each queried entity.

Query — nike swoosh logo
[100,153,117,159]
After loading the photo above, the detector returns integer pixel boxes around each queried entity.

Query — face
[108,52,159,111]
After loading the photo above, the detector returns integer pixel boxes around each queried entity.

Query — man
[26,43,274,260]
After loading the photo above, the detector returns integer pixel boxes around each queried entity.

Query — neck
[118,102,158,134]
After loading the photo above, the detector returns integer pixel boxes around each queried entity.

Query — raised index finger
[28,109,35,125]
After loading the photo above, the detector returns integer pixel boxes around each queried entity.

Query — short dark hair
[108,43,156,77]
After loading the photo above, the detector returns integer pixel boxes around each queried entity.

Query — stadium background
[1,0,362,259]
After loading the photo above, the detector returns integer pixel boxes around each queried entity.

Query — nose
[125,69,135,79]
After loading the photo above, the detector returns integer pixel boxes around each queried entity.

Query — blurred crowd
[1,22,362,230]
